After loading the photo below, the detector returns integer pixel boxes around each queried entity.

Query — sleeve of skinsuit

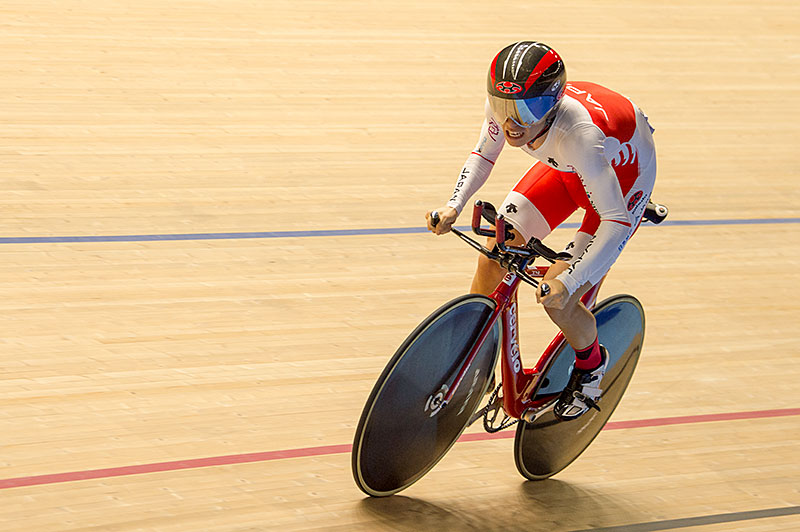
[445,101,506,214]
[561,210,599,259]
[555,123,632,296]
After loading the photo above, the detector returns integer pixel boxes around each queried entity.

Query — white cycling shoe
[553,346,609,421]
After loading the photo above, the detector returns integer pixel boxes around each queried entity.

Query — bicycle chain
[476,382,519,433]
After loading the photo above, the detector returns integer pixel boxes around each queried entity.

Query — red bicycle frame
[440,203,604,422]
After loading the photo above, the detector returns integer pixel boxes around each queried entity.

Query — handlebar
[540,283,551,296]
[467,200,571,263]
[431,202,561,290]
[431,198,669,291]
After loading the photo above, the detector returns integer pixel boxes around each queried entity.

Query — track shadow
[516,479,643,530]
[358,495,480,532]
[358,479,644,532]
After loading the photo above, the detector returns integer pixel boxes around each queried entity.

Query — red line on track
[2,407,798,490]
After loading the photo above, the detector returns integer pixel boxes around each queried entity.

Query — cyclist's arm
[555,124,632,296]
[445,101,505,214]
[560,211,598,261]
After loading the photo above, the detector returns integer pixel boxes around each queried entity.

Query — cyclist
[426,41,657,420]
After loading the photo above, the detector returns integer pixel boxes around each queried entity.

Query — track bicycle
[352,199,668,497]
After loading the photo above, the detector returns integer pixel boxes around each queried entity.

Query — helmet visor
[488,94,558,127]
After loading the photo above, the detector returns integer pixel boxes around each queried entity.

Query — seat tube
[493,273,532,419]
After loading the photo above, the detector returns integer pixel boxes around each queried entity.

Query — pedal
[573,391,601,412]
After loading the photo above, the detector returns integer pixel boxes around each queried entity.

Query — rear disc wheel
[514,294,645,480]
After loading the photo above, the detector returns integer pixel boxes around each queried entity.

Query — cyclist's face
[503,118,537,147]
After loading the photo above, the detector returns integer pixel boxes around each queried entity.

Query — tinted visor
[488,94,558,127]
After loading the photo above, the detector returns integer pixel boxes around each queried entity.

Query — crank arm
[520,398,558,423]
[468,393,503,427]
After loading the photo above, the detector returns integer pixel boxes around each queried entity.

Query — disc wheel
[352,295,501,497]
[514,294,645,480]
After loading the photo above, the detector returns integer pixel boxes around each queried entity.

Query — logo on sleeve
[627,190,643,211]
[449,168,470,203]
[487,119,500,141]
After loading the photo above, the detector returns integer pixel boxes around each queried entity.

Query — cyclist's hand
[537,279,569,310]
[426,206,458,235]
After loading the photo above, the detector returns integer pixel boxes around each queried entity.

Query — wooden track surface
[1,1,798,530]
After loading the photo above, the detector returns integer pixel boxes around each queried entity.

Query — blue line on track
[0,217,797,244]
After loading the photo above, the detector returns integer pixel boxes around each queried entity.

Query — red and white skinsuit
[447,81,657,295]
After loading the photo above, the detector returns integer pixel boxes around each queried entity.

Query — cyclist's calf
[541,261,597,351]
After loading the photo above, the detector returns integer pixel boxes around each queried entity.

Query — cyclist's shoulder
[558,81,639,143]
[564,81,630,104]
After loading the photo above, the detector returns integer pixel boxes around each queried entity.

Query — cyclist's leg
[541,209,600,353]
[470,162,578,296]
[470,236,507,295]
[552,163,657,419]
[495,167,605,373]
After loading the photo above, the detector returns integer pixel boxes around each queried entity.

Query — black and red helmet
[487,41,566,129]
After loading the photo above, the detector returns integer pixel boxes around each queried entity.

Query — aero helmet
[487,41,566,137]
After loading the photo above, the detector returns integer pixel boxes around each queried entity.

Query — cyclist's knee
[543,285,593,322]
[472,246,505,294]
[476,252,500,274]
[543,300,574,323]
[476,254,504,280]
